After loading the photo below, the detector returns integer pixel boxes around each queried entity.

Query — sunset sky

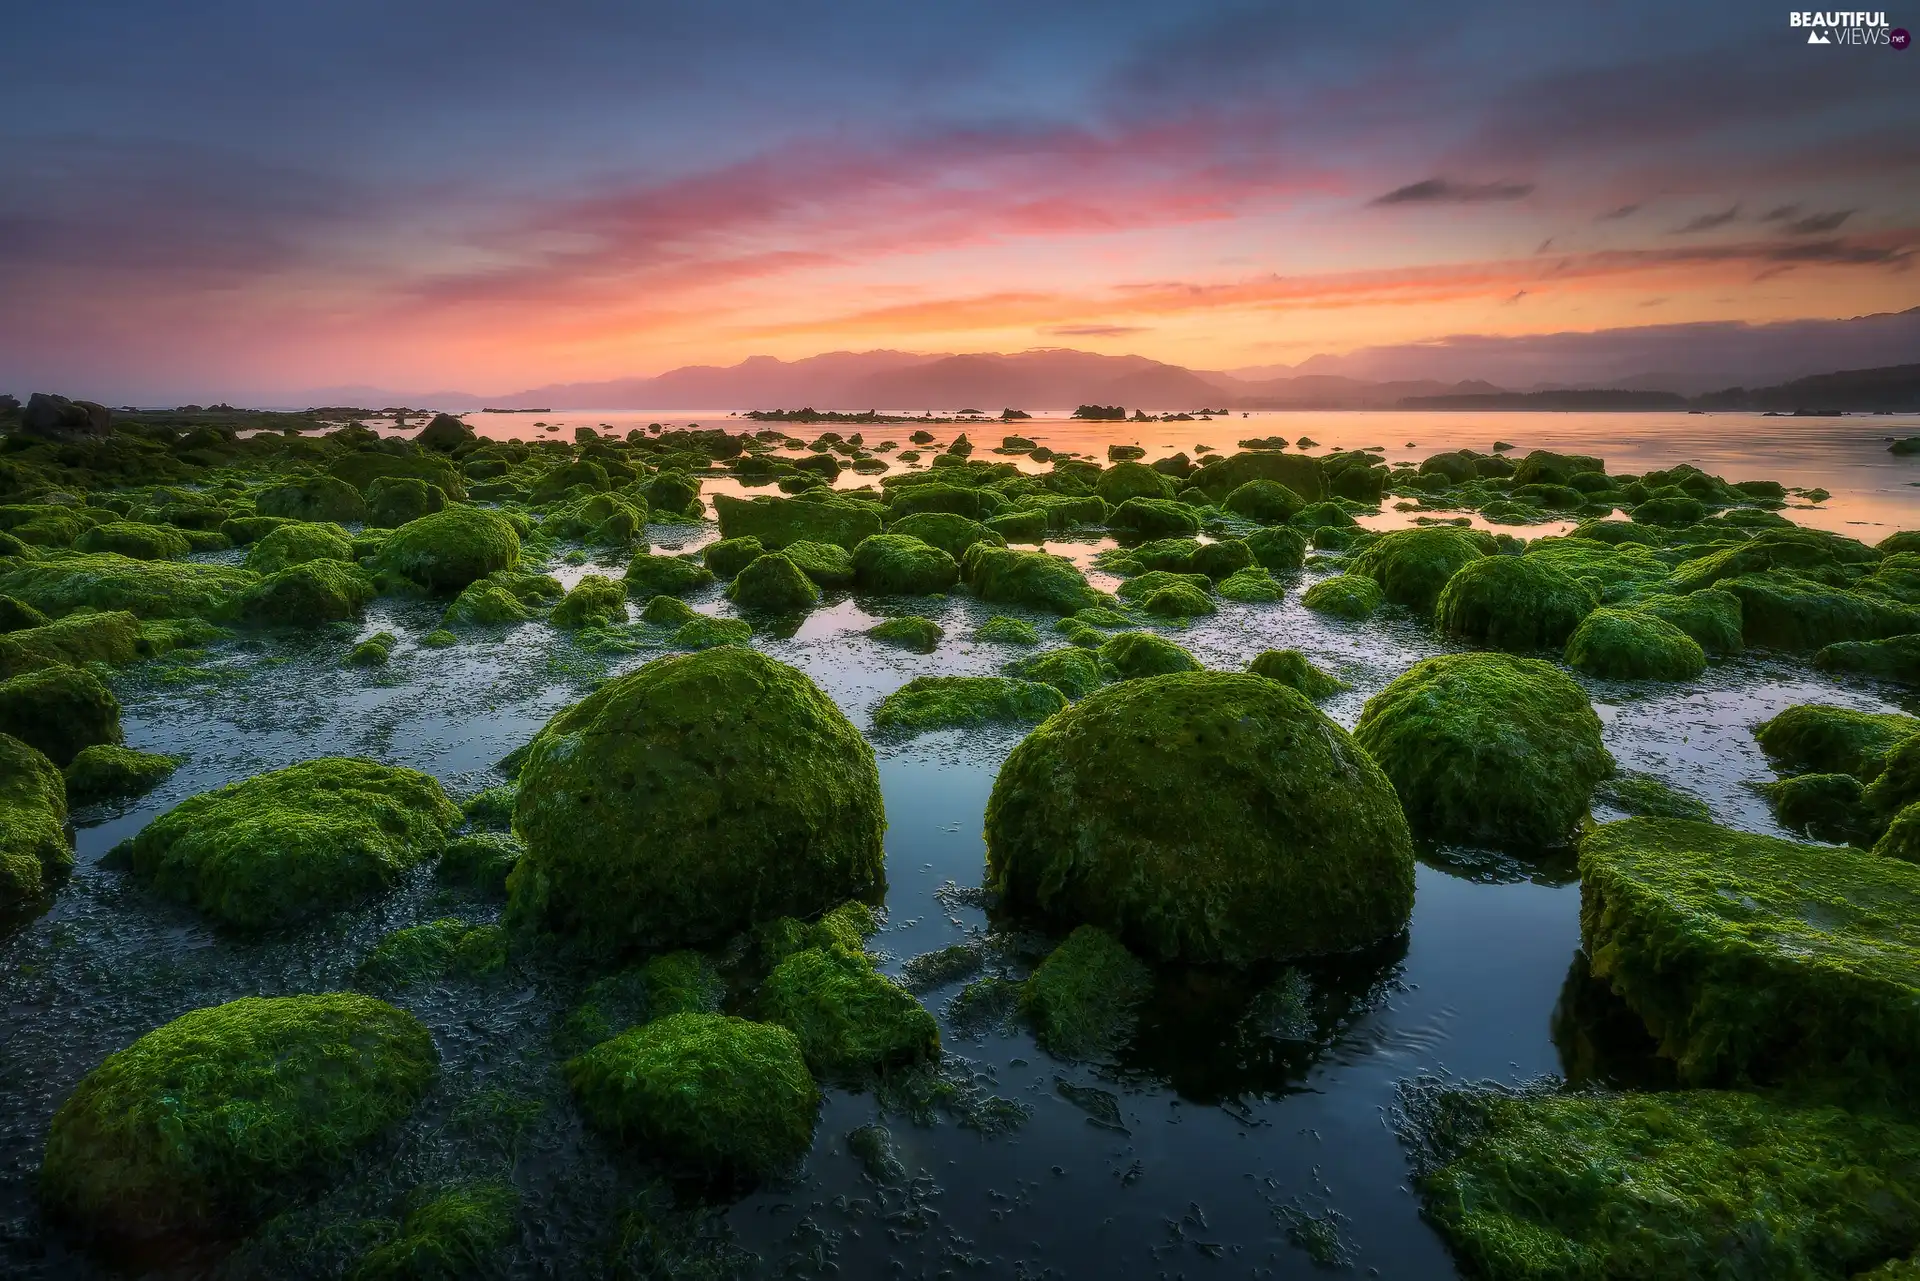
[3,1,1915,403]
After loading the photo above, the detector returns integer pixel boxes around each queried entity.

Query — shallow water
[5,416,1919,1278]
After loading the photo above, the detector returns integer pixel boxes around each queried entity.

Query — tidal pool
[3,411,1918,1278]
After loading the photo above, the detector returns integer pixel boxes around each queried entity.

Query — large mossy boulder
[1248,649,1348,700]
[1720,572,1920,652]
[564,1012,816,1179]
[851,534,959,596]
[1436,554,1596,650]
[712,492,882,551]
[985,672,1414,963]
[243,521,353,576]
[329,451,465,502]
[960,544,1101,614]
[623,552,715,598]
[1092,461,1174,506]
[886,511,1004,559]
[63,744,180,806]
[365,475,448,528]
[114,758,459,930]
[1816,634,1920,685]
[1565,608,1707,681]
[1754,704,1920,780]
[1349,526,1493,614]
[73,521,191,561]
[1301,573,1383,620]
[726,552,819,611]
[241,560,376,626]
[0,664,121,766]
[1354,653,1612,848]
[256,474,368,524]
[0,733,70,908]
[507,648,884,955]
[0,553,257,620]
[1222,479,1304,524]
[1096,630,1201,680]
[549,574,627,629]
[1417,1086,1920,1281]
[374,507,520,593]
[41,994,436,1245]
[0,610,143,679]
[1109,497,1200,539]
[1580,818,1920,1102]
[1188,450,1326,503]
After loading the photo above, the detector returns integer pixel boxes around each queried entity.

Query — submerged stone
[1580,817,1920,1102]
[564,1012,817,1179]
[1418,1086,1920,1281]
[115,757,459,930]
[1354,653,1612,848]
[508,648,884,955]
[1022,925,1153,1060]
[355,918,508,989]
[1593,773,1711,822]
[40,994,436,1245]
[986,672,1414,963]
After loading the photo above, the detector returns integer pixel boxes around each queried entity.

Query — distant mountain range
[297,306,1920,413]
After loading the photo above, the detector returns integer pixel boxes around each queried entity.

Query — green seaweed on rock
[0,733,70,909]
[0,663,122,765]
[867,615,943,651]
[1565,608,1707,681]
[1022,924,1152,1061]
[63,744,179,806]
[873,675,1065,735]
[1753,704,1920,780]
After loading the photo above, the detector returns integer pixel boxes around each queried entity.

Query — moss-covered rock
[850,534,959,596]
[1096,631,1200,680]
[1594,773,1712,822]
[1436,554,1597,650]
[701,535,765,579]
[1759,772,1872,844]
[1355,653,1612,848]
[972,615,1038,645]
[564,1012,816,1178]
[0,553,258,620]
[549,574,627,629]
[1631,589,1744,655]
[1417,1086,1920,1281]
[867,615,942,651]
[1005,645,1105,699]
[671,615,751,650]
[1720,572,1920,652]
[242,559,376,626]
[365,476,448,529]
[1109,497,1201,539]
[712,492,883,551]
[256,474,368,524]
[507,648,884,954]
[986,672,1415,963]
[1249,649,1348,700]
[116,758,459,929]
[1092,461,1174,505]
[1816,633,1920,685]
[349,1181,516,1281]
[873,675,1065,735]
[985,507,1048,543]
[1350,526,1492,613]
[374,507,520,593]
[1021,924,1152,1060]
[781,539,856,589]
[435,832,522,895]
[0,664,120,766]
[41,994,437,1244]
[1753,704,1920,780]
[1580,818,1920,1101]
[1114,569,1210,602]
[1216,565,1285,602]
[1138,580,1216,618]
[73,521,191,561]
[959,544,1101,614]
[0,594,51,632]
[63,744,179,806]
[726,552,820,611]
[244,522,352,576]
[758,945,940,1079]
[1223,479,1305,524]
[0,609,143,679]
[888,511,1005,559]
[0,733,69,908]
[1301,573,1383,620]
[347,632,395,666]
[1188,450,1326,503]
[331,452,465,502]
[1565,608,1708,681]
[355,918,508,989]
